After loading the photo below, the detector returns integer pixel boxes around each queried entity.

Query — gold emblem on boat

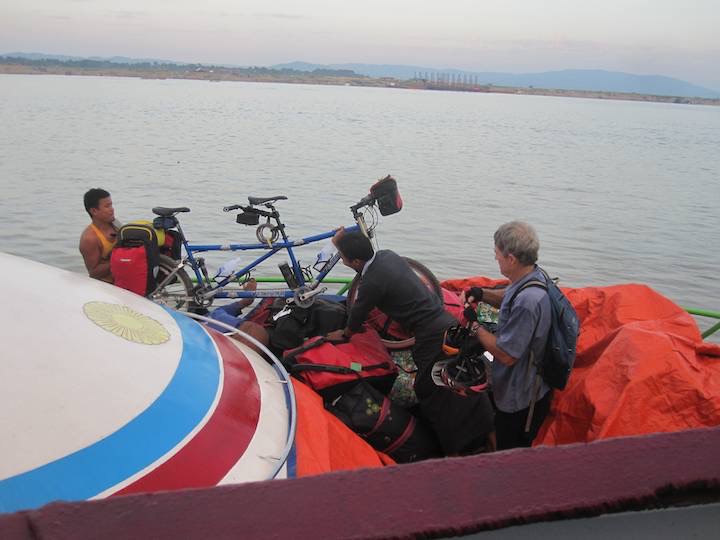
[83,301,170,345]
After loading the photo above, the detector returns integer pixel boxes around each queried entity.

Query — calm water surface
[1,74,719,334]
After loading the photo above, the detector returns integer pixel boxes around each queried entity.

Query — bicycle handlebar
[223,205,242,212]
[350,194,375,214]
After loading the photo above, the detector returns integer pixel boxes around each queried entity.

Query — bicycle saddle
[152,206,191,217]
[247,195,287,205]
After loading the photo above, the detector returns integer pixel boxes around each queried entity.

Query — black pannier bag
[110,223,160,296]
[152,216,177,230]
[328,381,441,463]
[370,175,403,216]
[268,298,348,355]
[269,300,310,353]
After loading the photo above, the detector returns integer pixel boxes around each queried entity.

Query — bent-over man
[328,229,494,456]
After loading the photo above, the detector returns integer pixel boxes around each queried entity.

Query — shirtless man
[79,188,118,283]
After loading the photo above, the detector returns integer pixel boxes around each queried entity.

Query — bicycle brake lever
[272,304,293,321]
[223,205,242,212]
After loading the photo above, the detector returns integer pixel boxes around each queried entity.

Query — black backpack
[328,381,440,463]
[509,268,579,390]
[268,298,348,355]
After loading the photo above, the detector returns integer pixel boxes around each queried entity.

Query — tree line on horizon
[0,55,362,79]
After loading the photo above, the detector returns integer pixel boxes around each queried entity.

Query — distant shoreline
[2,63,719,107]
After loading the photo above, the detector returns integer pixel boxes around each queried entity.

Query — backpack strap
[507,272,549,434]
[284,336,327,358]
[508,279,547,308]
[290,361,393,375]
[524,372,543,433]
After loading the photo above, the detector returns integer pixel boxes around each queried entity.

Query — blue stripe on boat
[0,309,220,513]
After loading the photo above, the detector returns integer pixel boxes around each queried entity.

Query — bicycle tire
[152,254,194,311]
[346,257,442,350]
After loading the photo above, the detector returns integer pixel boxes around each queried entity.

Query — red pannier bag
[110,223,160,296]
[111,246,152,295]
[363,287,464,344]
[283,328,398,401]
[159,229,181,260]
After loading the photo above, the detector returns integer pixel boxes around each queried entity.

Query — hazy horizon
[2,1,718,90]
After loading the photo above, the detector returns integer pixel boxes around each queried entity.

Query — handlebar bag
[370,175,403,216]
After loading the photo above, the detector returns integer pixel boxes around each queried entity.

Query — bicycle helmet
[442,324,471,356]
[431,351,489,397]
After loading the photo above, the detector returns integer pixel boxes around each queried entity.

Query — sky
[2,0,719,90]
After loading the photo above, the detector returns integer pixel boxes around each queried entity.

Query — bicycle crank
[293,285,327,308]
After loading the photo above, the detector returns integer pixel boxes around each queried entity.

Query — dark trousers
[412,315,495,456]
[494,390,553,450]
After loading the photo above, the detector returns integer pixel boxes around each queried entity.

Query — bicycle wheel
[347,257,442,350]
[152,254,194,311]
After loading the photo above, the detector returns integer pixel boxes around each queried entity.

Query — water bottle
[314,241,337,271]
[215,256,243,280]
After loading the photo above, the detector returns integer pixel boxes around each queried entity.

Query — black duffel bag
[269,298,348,354]
[328,380,440,463]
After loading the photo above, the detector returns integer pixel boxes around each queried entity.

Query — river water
[1,74,719,335]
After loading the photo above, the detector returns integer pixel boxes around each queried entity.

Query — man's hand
[331,226,346,248]
[465,287,484,304]
[463,305,478,322]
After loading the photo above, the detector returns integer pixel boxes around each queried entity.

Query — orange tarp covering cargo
[441,278,720,445]
[293,380,393,476]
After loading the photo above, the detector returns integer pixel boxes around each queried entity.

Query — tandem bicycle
[148,176,440,314]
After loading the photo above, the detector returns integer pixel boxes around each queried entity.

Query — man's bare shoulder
[79,225,100,251]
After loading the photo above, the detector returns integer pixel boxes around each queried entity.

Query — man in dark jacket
[328,229,494,455]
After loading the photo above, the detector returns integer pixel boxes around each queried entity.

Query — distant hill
[273,62,720,99]
[4,53,717,99]
[3,52,183,66]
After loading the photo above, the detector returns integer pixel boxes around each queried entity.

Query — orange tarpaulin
[293,379,393,477]
[441,278,720,445]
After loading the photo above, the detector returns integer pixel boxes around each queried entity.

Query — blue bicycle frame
[151,189,379,309]
[181,224,362,302]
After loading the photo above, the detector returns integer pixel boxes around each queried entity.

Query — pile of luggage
[244,297,442,463]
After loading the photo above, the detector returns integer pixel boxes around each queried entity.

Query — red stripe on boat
[115,330,261,494]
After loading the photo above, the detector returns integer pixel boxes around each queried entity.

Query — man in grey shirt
[464,221,552,449]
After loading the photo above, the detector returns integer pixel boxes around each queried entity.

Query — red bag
[243,297,281,327]
[283,329,398,401]
[159,229,181,260]
[110,222,160,296]
[363,288,464,343]
[111,246,152,295]
[441,287,464,322]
